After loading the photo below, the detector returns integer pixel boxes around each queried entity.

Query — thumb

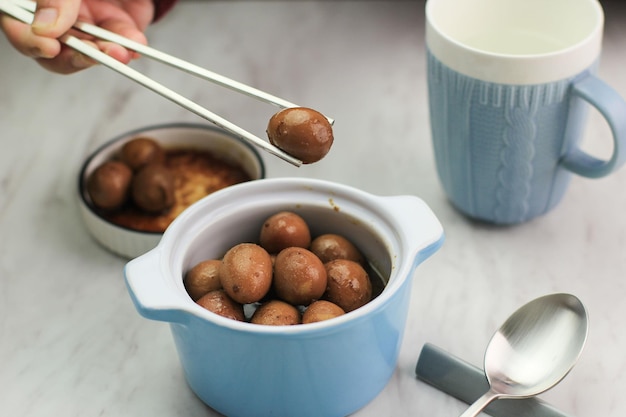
[31,0,81,37]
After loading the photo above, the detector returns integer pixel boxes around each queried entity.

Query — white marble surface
[1,1,626,416]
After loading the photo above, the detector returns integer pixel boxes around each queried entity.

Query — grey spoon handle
[415,343,574,417]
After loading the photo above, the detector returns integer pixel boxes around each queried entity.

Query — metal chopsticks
[1,0,332,166]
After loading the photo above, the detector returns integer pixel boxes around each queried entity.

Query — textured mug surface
[124,178,444,417]
[426,0,626,224]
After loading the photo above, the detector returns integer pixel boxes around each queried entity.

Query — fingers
[0,0,81,64]
[1,0,155,74]
[88,0,153,64]
[31,0,81,38]
[35,43,97,74]
[121,0,155,32]
[95,16,148,62]
[0,14,60,58]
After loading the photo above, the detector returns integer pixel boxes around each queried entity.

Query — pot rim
[126,177,444,335]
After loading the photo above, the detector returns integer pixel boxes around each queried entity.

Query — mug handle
[560,75,626,178]
[124,248,190,324]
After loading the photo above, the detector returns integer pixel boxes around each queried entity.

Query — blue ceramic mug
[426,0,626,224]
[124,178,444,417]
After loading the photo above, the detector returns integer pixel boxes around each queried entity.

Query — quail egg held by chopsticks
[267,107,334,164]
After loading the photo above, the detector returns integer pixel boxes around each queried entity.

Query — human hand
[1,0,155,74]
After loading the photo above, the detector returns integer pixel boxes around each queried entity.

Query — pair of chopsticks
[1,0,332,166]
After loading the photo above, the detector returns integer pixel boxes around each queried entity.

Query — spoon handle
[459,389,499,417]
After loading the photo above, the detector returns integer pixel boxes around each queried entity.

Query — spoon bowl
[460,293,588,417]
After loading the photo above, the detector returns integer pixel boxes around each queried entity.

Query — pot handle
[124,248,190,324]
[378,195,445,264]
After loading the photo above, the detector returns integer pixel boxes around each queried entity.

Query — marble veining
[1,1,626,416]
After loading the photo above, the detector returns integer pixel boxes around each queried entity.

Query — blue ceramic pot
[125,177,444,417]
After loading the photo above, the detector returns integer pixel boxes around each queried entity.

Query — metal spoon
[460,293,588,417]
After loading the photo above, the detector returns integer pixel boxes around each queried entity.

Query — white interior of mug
[429,0,600,55]
[426,0,604,84]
